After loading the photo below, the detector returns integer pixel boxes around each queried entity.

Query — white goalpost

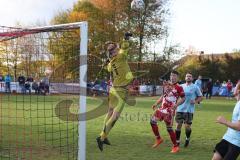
[79,22,88,160]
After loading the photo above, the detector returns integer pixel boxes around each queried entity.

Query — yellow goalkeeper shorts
[109,87,128,113]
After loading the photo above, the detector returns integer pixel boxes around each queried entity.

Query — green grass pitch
[87,96,240,160]
[0,95,239,160]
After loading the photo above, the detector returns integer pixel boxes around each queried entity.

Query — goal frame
[0,21,88,160]
[41,21,88,160]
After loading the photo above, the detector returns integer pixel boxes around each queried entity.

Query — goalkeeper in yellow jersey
[96,33,134,151]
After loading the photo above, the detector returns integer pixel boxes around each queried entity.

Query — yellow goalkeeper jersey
[107,40,133,87]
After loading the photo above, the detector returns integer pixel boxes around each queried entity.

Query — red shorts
[153,107,173,125]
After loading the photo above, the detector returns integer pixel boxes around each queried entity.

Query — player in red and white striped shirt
[150,71,185,153]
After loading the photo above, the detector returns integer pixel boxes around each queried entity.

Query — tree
[49,0,171,80]
[128,0,170,70]
[51,0,170,58]
[176,53,240,82]
[222,53,240,82]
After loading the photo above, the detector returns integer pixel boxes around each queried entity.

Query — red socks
[167,128,177,146]
[151,123,160,139]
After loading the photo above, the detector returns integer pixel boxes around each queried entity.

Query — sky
[170,0,240,53]
[0,0,78,26]
[0,0,240,53]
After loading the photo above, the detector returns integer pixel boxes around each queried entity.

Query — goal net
[0,22,88,160]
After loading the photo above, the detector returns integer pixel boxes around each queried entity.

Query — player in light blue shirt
[175,73,203,147]
[212,82,240,160]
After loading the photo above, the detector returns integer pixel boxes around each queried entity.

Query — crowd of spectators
[87,76,240,98]
[195,76,239,99]
[87,77,109,96]
[0,73,50,95]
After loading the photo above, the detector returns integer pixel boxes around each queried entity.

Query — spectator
[32,80,39,94]
[214,80,221,96]
[87,80,94,95]
[93,78,101,96]
[222,81,227,87]
[0,74,4,82]
[132,78,139,95]
[4,73,11,93]
[25,78,32,94]
[41,76,50,95]
[100,77,108,94]
[195,75,203,106]
[25,82,31,94]
[195,75,202,91]
[18,74,26,94]
[152,80,157,96]
[39,80,45,95]
[94,78,100,86]
[226,80,233,99]
[26,75,34,82]
[206,78,213,99]
[215,80,221,88]
[0,73,4,89]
